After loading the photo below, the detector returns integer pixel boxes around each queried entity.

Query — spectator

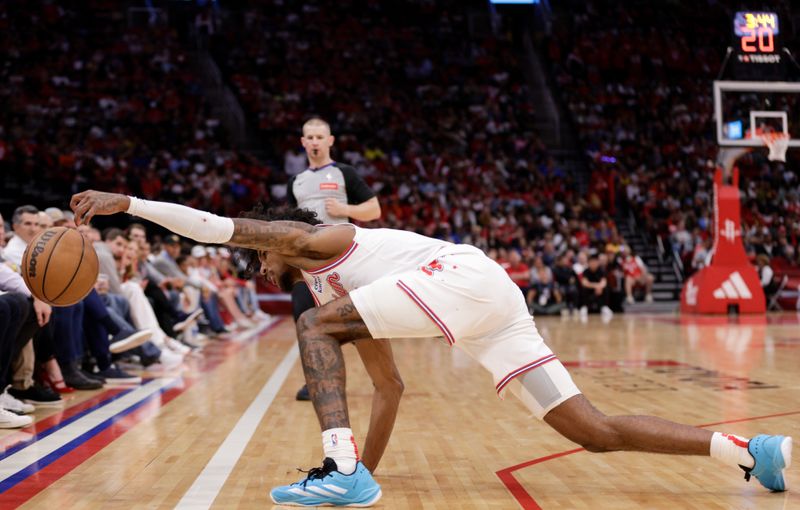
[622,247,655,304]
[189,245,254,330]
[527,256,559,315]
[0,288,35,428]
[506,250,531,296]
[553,254,580,313]
[0,262,62,412]
[152,235,228,335]
[44,208,69,227]
[104,229,189,357]
[573,251,588,277]
[579,254,613,320]
[756,254,777,300]
[4,205,39,267]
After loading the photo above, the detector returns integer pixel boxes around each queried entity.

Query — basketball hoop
[761,132,790,162]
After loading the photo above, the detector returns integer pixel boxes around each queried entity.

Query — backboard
[714,80,800,148]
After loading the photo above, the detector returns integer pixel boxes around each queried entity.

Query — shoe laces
[295,458,338,488]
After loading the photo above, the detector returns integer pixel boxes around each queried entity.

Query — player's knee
[577,416,623,453]
[296,307,320,338]
[378,373,405,397]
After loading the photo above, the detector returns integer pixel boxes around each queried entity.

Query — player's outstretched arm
[70,190,352,260]
[70,190,132,223]
[228,217,353,260]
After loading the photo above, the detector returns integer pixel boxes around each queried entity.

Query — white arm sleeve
[127,197,235,244]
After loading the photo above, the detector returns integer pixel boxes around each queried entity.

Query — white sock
[322,427,359,475]
[710,432,754,468]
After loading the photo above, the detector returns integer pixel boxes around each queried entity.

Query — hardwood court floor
[1,313,798,509]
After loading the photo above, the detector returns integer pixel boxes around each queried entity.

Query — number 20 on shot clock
[734,11,780,64]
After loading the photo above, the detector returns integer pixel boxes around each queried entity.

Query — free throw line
[175,343,300,509]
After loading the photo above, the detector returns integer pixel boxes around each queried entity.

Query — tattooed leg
[296,296,371,430]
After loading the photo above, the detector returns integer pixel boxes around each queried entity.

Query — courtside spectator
[4,206,39,267]
[580,254,613,319]
[622,247,655,304]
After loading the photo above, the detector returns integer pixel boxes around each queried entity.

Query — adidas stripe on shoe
[270,458,382,507]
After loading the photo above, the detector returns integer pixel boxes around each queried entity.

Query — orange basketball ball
[21,227,99,306]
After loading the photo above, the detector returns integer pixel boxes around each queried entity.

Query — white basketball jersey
[302,226,456,306]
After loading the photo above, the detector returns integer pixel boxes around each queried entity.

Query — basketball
[21,226,99,306]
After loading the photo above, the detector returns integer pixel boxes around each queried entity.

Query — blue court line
[0,318,283,495]
[0,387,139,462]
[0,380,179,494]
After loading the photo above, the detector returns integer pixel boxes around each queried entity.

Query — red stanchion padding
[681,167,765,314]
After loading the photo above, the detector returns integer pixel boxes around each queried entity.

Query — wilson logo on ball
[27,229,58,278]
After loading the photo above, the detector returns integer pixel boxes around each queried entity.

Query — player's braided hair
[233,203,322,278]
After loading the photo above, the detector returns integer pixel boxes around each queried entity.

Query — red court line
[1,318,286,453]
[0,384,188,507]
[0,317,286,508]
[0,389,127,453]
[496,409,800,510]
[496,448,583,509]
[697,409,800,428]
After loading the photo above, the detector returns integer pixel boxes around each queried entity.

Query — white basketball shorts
[349,245,581,419]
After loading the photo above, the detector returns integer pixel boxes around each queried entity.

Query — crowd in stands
[211,1,662,313]
[12,0,800,429]
[0,203,268,428]
[0,0,666,310]
[13,0,782,429]
[0,1,272,218]
[548,0,800,287]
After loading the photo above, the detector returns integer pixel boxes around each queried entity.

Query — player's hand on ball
[324,198,348,218]
[70,190,131,225]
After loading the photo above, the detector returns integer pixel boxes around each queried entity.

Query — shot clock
[732,11,784,80]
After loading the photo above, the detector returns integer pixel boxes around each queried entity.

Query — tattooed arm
[70,190,353,260]
[227,218,350,258]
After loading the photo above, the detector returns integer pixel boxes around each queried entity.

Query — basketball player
[288,117,381,401]
[71,190,792,507]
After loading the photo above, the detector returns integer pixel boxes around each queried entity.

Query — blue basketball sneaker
[270,458,382,507]
[741,435,793,492]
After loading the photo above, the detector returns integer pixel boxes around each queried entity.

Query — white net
[762,133,790,162]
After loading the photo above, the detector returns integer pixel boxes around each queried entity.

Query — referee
[288,117,381,400]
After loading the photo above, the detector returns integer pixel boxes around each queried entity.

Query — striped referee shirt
[287,162,375,224]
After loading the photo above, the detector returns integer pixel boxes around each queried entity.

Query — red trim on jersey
[307,242,359,275]
[396,280,455,345]
[495,354,558,394]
